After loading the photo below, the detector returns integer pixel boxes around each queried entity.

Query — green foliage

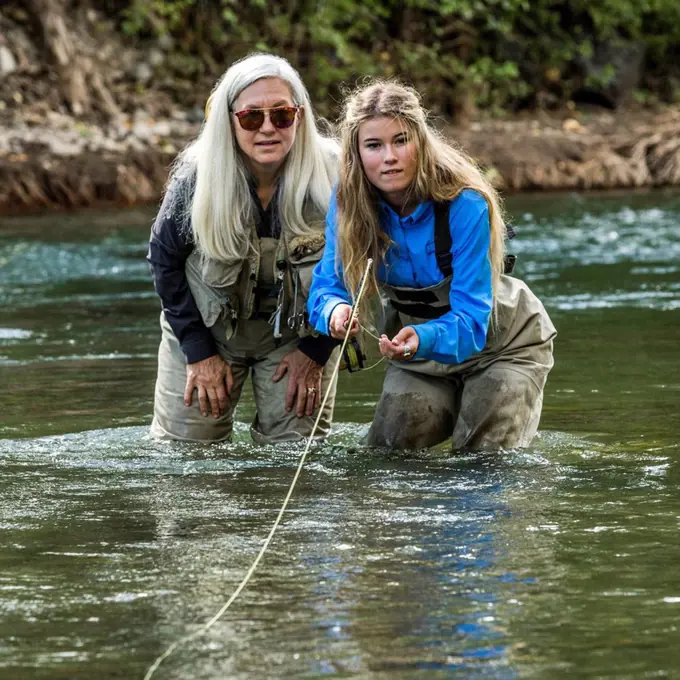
[121,0,196,35]
[113,0,680,116]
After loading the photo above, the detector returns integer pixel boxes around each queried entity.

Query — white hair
[171,53,338,261]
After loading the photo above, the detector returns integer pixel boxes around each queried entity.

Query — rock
[109,123,131,140]
[132,121,153,141]
[158,34,175,51]
[0,47,17,77]
[563,118,585,133]
[133,108,149,123]
[187,106,205,123]
[152,120,172,137]
[95,137,125,153]
[135,62,153,84]
[149,49,165,68]
[46,137,82,157]
[119,49,138,74]
[46,111,76,129]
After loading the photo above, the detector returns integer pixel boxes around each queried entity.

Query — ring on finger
[403,344,412,359]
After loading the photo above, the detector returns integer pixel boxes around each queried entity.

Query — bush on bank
[115,0,680,116]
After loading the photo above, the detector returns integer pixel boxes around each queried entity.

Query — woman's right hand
[184,354,234,418]
[329,303,360,340]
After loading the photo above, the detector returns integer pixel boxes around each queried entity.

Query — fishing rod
[143,258,374,680]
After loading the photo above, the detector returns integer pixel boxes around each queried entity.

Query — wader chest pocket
[185,255,239,329]
[288,234,325,299]
[200,256,242,290]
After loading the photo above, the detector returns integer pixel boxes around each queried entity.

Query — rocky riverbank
[455,106,680,192]
[2,0,680,215]
[0,108,199,214]
[3,104,680,215]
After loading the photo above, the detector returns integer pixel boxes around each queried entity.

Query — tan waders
[150,313,338,444]
[369,274,556,451]
[151,234,338,444]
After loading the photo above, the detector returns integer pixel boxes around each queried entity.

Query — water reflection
[140,441,552,679]
[1,423,679,678]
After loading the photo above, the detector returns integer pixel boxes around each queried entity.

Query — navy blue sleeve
[146,181,217,364]
[297,333,340,366]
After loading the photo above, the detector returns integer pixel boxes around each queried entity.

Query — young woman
[147,54,339,443]
[308,81,556,450]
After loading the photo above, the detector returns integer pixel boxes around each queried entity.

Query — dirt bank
[2,1,680,215]
[453,106,680,192]
[3,105,680,216]
[0,111,195,214]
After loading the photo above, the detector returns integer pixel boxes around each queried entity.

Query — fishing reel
[339,337,366,373]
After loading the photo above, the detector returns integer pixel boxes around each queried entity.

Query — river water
[1,192,679,679]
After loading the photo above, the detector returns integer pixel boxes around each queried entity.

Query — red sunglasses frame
[232,106,300,131]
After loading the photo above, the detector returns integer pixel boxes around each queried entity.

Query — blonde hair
[171,53,338,261]
[337,80,506,319]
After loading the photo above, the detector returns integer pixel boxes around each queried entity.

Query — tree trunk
[26,0,120,119]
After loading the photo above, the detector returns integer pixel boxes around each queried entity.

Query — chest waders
[151,223,339,445]
[368,201,557,451]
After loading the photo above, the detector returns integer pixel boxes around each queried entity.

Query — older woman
[308,81,556,451]
[148,54,339,443]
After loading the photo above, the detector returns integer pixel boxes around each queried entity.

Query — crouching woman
[147,54,339,444]
[307,81,556,451]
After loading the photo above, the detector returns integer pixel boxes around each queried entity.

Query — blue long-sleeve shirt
[307,189,493,364]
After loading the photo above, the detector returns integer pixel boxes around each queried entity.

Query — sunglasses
[232,106,300,131]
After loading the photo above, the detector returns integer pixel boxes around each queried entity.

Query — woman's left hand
[379,327,420,361]
[272,349,323,417]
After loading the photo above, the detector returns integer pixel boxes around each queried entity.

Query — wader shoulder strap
[433,201,453,278]
[436,198,518,276]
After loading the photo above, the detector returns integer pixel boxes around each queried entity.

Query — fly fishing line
[143,258,374,680]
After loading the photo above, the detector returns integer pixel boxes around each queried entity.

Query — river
[1,191,679,678]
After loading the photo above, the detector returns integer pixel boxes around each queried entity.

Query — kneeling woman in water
[307,81,556,451]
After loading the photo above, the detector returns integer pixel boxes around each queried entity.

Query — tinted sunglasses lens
[236,110,264,131]
[270,108,297,129]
